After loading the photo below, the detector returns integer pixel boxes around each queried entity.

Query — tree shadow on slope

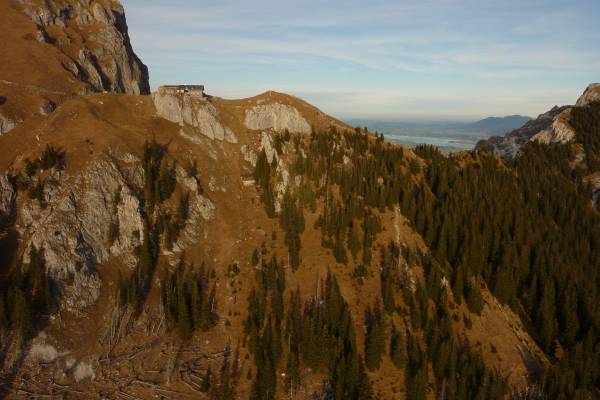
[116,139,181,317]
[0,336,34,397]
[0,220,54,397]
[116,215,160,317]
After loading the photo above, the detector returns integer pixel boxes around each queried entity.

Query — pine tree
[176,287,192,340]
[390,322,405,369]
[380,244,396,314]
[364,301,386,370]
[251,248,260,266]
[406,332,427,400]
[465,279,484,315]
[452,262,465,304]
[356,357,374,399]
[285,351,301,396]
[12,290,33,339]
[347,222,361,260]
[28,247,52,316]
[201,363,212,392]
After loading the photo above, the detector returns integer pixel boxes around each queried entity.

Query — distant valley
[346,115,531,150]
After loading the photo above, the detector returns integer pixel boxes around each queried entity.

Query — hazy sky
[122,0,599,120]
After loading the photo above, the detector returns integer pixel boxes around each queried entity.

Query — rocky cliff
[152,88,350,144]
[0,0,149,135]
[475,83,600,157]
[244,102,311,133]
[530,107,575,144]
[0,174,16,217]
[576,83,600,107]
[152,87,238,143]
[475,105,570,157]
[14,0,150,95]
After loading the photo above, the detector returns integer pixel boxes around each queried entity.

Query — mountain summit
[467,115,531,135]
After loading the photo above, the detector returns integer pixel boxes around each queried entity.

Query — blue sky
[121,0,599,120]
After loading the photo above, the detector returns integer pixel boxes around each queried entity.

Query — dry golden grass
[0,88,547,398]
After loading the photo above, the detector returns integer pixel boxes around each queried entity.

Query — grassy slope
[1,91,546,398]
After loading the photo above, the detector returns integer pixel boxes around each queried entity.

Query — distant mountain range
[467,115,532,135]
[345,115,532,138]
[344,115,532,150]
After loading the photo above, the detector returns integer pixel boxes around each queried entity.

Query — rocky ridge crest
[475,83,600,157]
[244,102,311,134]
[152,88,238,144]
[475,106,570,157]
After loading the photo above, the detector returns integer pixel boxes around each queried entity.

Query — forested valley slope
[0,0,599,399]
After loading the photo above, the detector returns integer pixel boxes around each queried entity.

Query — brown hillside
[0,0,148,135]
[213,90,352,133]
[0,1,560,396]
[0,91,546,398]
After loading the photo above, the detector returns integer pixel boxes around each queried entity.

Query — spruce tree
[465,279,484,315]
[364,301,386,371]
[390,322,405,369]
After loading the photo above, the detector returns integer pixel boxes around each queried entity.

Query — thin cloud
[122,0,599,118]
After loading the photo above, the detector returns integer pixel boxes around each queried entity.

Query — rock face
[0,112,19,135]
[475,83,600,158]
[152,88,238,143]
[13,147,214,311]
[0,0,150,135]
[576,83,600,107]
[171,193,215,255]
[15,0,150,95]
[19,157,143,310]
[475,106,570,157]
[531,108,575,144]
[0,174,16,217]
[260,131,278,164]
[244,102,311,134]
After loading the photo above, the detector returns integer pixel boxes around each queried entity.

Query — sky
[121,0,600,121]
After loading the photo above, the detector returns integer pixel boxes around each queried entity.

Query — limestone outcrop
[11,144,215,312]
[19,157,143,310]
[152,88,238,143]
[476,83,600,158]
[171,193,215,255]
[260,131,278,164]
[531,108,575,144]
[0,174,16,217]
[475,106,569,157]
[576,83,600,107]
[15,0,150,95]
[0,112,19,135]
[244,102,311,134]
